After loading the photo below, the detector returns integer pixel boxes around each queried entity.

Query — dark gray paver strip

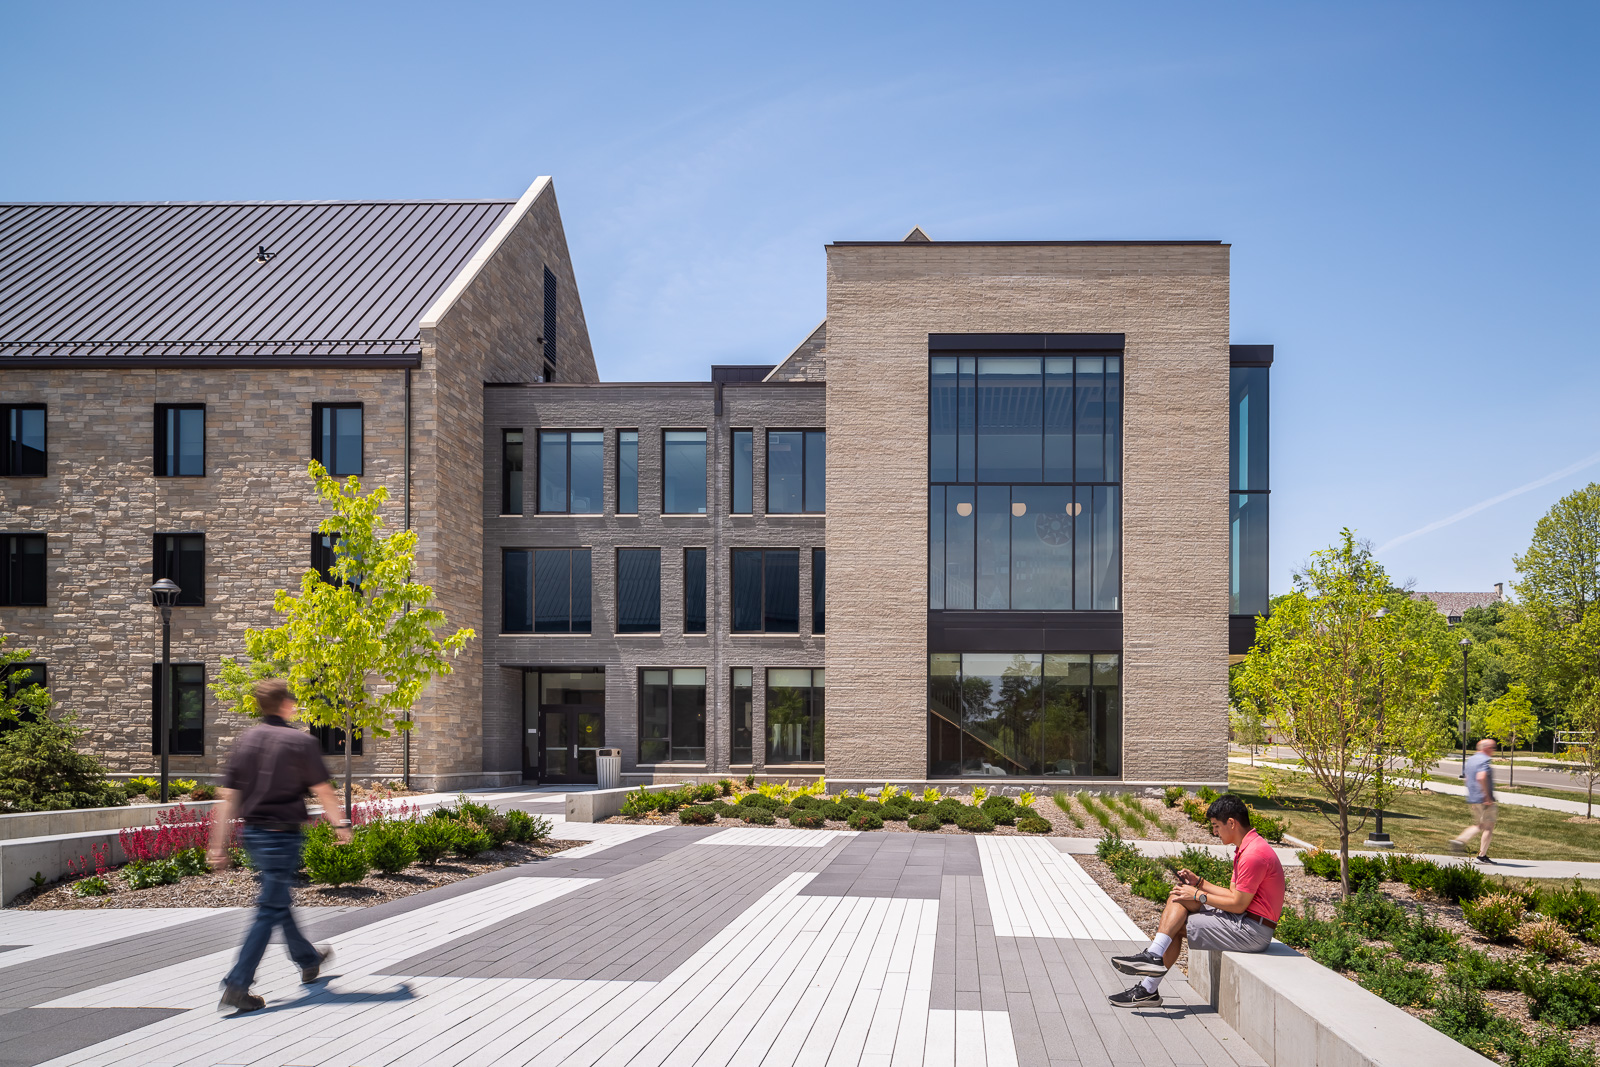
[801,833,979,898]
[0,1006,186,1067]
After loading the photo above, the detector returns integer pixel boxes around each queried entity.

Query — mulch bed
[13,838,582,911]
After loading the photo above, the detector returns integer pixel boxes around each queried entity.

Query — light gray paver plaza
[0,823,1266,1067]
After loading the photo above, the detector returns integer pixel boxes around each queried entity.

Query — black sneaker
[1476,855,1494,865]
[218,986,266,1015]
[1110,950,1169,978]
[301,945,334,984]
[1108,983,1162,1008]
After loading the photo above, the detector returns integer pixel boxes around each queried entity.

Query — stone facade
[766,321,827,383]
[822,242,1233,785]
[481,382,826,781]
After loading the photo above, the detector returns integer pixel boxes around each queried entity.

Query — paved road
[1233,746,1593,796]
[0,822,1263,1067]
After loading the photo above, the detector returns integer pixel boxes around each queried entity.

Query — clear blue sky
[4,2,1595,597]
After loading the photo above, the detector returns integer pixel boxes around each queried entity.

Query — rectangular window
[3,661,45,700]
[539,431,603,513]
[732,430,753,513]
[683,548,707,634]
[766,667,824,764]
[312,403,363,477]
[812,548,825,634]
[731,668,753,764]
[663,430,707,514]
[153,533,204,606]
[543,266,558,367]
[502,430,524,514]
[617,430,639,514]
[311,532,340,584]
[928,652,1120,777]
[154,404,205,477]
[502,548,590,633]
[1230,367,1269,491]
[1231,493,1270,616]
[311,723,363,756]
[1,534,46,606]
[2,404,46,477]
[617,548,662,633]
[638,667,706,763]
[977,358,1043,483]
[151,662,205,756]
[766,430,825,513]
[731,549,799,633]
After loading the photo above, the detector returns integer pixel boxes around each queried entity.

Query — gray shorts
[1186,906,1274,953]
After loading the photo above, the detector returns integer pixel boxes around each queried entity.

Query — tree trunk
[1338,798,1351,898]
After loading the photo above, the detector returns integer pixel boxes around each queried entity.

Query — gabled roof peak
[903,225,932,242]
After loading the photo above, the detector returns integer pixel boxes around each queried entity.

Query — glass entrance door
[527,670,605,783]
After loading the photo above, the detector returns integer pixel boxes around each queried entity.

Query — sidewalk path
[1230,756,1598,817]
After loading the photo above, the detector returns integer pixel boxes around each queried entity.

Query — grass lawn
[1425,774,1600,808]
[1228,764,1600,862]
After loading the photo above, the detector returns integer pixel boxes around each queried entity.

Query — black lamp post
[150,578,181,804]
[1366,608,1393,847]
[326,637,354,817]
[1459,636,1472,777]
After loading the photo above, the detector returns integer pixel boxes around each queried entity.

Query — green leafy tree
[1229,661,1270,764]
[0,635,51,726]
[1565,682,1600,818]
[0,636,125,812]
[1237,531,1451,895]
[213,463,475,811]
[1483,684,1538,787]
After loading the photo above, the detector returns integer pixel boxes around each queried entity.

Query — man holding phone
[1105,793,1285,1008]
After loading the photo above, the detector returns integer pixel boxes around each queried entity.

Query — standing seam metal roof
[0,200,514,363]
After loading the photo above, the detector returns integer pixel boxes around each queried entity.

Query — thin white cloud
[1377,450,1600,554]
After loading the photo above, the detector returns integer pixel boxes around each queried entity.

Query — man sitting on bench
[1106,793,1285,1008]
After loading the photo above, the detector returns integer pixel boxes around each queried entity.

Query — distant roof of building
[0,199,514,366]
[1411,590,1504,618]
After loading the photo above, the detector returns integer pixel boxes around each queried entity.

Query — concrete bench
[1188,943,1493,1066]
[565,783,693,823]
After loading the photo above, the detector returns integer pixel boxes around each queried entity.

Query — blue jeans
[223,826,319,991]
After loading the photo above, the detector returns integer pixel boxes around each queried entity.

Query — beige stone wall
[0,367,407,778]
[823,243,1232,784]
[410,180,598,788]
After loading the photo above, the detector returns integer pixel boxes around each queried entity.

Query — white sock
[1147,933,1172,957]
[1142,975,1162,993]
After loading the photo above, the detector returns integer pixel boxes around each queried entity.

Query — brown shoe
[219,986,265,1015]
[301,945,334,984]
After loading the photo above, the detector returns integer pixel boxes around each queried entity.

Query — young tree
[1483,684,1539,787]
[214,463,475,812]
[0,635,51,725]
[1237,531,1450,895]
[1565,682,1600,819]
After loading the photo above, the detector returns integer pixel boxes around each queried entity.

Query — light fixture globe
[150,578,181,609]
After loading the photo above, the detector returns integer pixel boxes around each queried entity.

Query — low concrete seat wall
[1189,944,1492,1066]
[0,799,221,842]
[566,784,685,823]
[2,827,137,906]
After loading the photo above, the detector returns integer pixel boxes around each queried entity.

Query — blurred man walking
[207,679,350,1014]
[1451,737,1498,864]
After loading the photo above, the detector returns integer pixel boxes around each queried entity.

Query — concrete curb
[0,799,221,842]
[1188,945,1493,1066]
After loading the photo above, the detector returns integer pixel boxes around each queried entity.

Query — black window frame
[1,404,47,477]
[1,533,47,606]
[765,429,825,514]
[501,547,592,634]
[661,429,709,515]
[310,722,363,756]
[731,548,800,634]
[153,533,205,606]
[684,548,708,634]
[311,402,364,477]
[812,548,825,634]
[537,429,605,515]
[502,429,525,515]
[3,661,45,701]
[617,547,663,634]
[765,666,825,764]
[153,403,206,477]
[637,667,707,765]
[150,661,205,756]
[543,266,558,368]
[731,667,754,765]
[731,429,754,514]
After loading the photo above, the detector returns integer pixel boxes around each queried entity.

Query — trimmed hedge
[1017,813,1051,834]
[955,808,994,833]
[789,810,826,829]
[679,805,718,825]
[908,813,942,831]
[848,810,885,830]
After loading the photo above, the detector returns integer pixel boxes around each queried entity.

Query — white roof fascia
[763,318,827,382]
[419,176,551,331]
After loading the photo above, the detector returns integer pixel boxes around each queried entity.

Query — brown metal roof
[0,199,513,366]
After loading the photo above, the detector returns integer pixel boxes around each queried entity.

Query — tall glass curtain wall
[1229,367,1270,617]
[929,357,1121,611]
[928,653,1120,777]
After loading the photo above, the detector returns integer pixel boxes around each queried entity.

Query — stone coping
[0,800,221,842]
[1188,944,1492,1066]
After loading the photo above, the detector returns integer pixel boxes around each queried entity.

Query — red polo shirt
[1233,829,1285,923]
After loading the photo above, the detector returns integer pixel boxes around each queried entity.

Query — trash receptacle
[596,748,622,790]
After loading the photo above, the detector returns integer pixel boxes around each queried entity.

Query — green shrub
[127,775,160,796]
[955,808,994,833]
[855,800,883,815]
[1447,948,1520,992]
[836,795,863,811]
[989,808,1016,825]
[1096,828,1131,861]
[363,821,419,873]
[303,839,370,886]
[1429,862,1489,904]
[481,814,513,849]
[884,792,914,810]
[679,805,717,825]
[1344,854,1387,891]
[189,783,218,801]
[410,820,455,864]
[1392,907,1459,964]
[1180,797,1207,827]
[1355,955,1432,1007]
[848,810,884,830]
[122,859,182,889]
[881,805,909,821]
[171,847,210,877]
[620,787,659,817]
[1017,813,1051,834]
[933,800,963,824]
[742,807,776,826]
[1298,848,1340,880]
[653,788,692,814]
[1275,901,1332,950]
[739,792,779,810]
[1521,918,1579,961]
[820,802,850,820]
[1247,808,1285,843]
[980,795,1015,812]
[1519,1028,1599,1067]
[450,820,493,859]
[503,809,539,843]
[170,778,198,794]
[1308,928,1372,972]
[1540,880,1600,938]
[692,783,718,803]
[1336,882,1407,941]
[0,713,130,812]
[1163,786,1184,808]
[1131,871,1171,903]
[1463,893,1527,941]
[1197,786,1220,804]
[718,778,734,797]
[1518,964,1600,1029]
[907,813,942,831]
[790,810,826,829]
[905,800,933,816]
[1172,846,1231,888]
[788,794,818,811]
[73,875,111,896]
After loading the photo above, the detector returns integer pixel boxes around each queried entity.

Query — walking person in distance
[207,679,350,1014]
[1105,794,1285,1008]
[1450,737,1498,864]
